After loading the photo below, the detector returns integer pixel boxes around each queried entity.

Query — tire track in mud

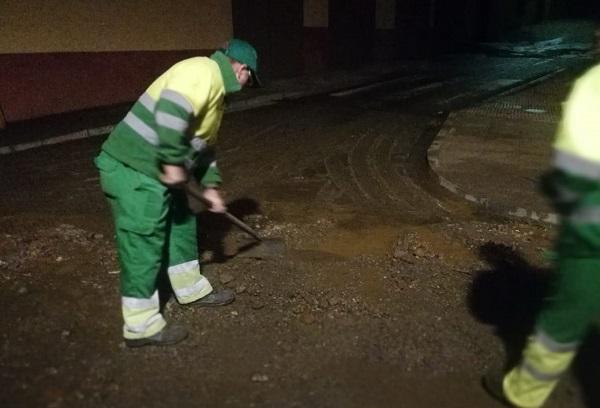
[368,120,448,217]
[228,56,566,223]
[322,114,450,223]
[326,57,566,222]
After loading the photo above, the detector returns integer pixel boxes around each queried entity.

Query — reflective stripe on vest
[139,92,156,113]
[554,149,600,181]
[569,207,600,224]
[123,112,159,146]
[160,89,194,114]
[156,111,189,132]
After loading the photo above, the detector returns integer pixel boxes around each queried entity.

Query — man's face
[232,61,252,87]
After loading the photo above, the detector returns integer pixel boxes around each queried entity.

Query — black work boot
[188,288,235,307]
[125,324,188,348]
[482,369,513,407]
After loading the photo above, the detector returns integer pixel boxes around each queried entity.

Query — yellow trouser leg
[167,260,213,304]
[503,330,576,408]
[121,291,167,339]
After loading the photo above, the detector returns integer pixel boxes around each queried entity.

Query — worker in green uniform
[483,62,600,407]
[95,39,259,348]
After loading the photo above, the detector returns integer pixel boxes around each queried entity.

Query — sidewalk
[0,60,414,154]
[428,69,579,225]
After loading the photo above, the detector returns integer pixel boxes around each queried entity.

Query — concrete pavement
[0,60,413,154]
[428,66,591,225]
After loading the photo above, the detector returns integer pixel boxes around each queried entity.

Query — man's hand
[202,187,226,213]
[159,164,188,187]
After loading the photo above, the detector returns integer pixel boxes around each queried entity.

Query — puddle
[307,225,399,257]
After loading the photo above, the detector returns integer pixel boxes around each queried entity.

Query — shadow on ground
[468,241,600,407]
[153,197,262,307]
[468,242,551,369]
[573,329,600,408]
[196,197,262,263]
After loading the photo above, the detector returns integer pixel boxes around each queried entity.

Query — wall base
[0,50,211,122]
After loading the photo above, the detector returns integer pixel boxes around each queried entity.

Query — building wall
[304,0,329,27]
[395,0,433,57]
[329,0,376,66]
[232,0,303,80]
[374,0,397,60]
[3,0,590,124]
[484,0,521,40]
[303,0,330,73]
[0,0,233,122]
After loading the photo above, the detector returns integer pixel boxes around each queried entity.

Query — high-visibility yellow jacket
[101,50,241,185]
[553,64,600,179]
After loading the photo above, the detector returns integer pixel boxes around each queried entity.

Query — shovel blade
[236,238,286,259]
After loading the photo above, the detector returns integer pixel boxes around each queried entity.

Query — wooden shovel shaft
[183,181,262,242]
[223,212,263,242]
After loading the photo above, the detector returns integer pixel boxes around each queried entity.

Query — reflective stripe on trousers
[122,291,167,340]
[168,259,213,304]
[503,330,577,408]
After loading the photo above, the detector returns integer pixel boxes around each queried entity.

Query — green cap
[221,38,261,86]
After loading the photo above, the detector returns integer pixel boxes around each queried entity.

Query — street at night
[2,2,600,408]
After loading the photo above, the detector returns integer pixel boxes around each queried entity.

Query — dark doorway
[329,0,376,67]
[435,0,489,49]
[232,0,303,81]
[394,0,433,57]
[567,0,600,18]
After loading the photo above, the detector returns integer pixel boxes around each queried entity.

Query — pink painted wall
[0,1,232,122]
[303,0,330,73]
[0,50,211,122]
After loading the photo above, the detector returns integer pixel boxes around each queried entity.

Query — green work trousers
[503,169,600,407]
[538,169,600,343]
[95,151,213,339]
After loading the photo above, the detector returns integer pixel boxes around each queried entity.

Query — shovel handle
[183,181,262,242]
[223,212,263,242]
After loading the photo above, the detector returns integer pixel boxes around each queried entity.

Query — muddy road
[1,56,595,407]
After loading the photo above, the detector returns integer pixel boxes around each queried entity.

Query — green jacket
[101,51,241,186]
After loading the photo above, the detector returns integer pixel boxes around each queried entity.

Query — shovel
[183,180,286,259]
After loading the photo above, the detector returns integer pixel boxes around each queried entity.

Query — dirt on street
[1,73,597,408]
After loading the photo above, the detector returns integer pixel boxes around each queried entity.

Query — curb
[0,125,114,155]
[426,66,568,226]
[0,71,405,156]
[428,115,559,226]
[0,95,287,156]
